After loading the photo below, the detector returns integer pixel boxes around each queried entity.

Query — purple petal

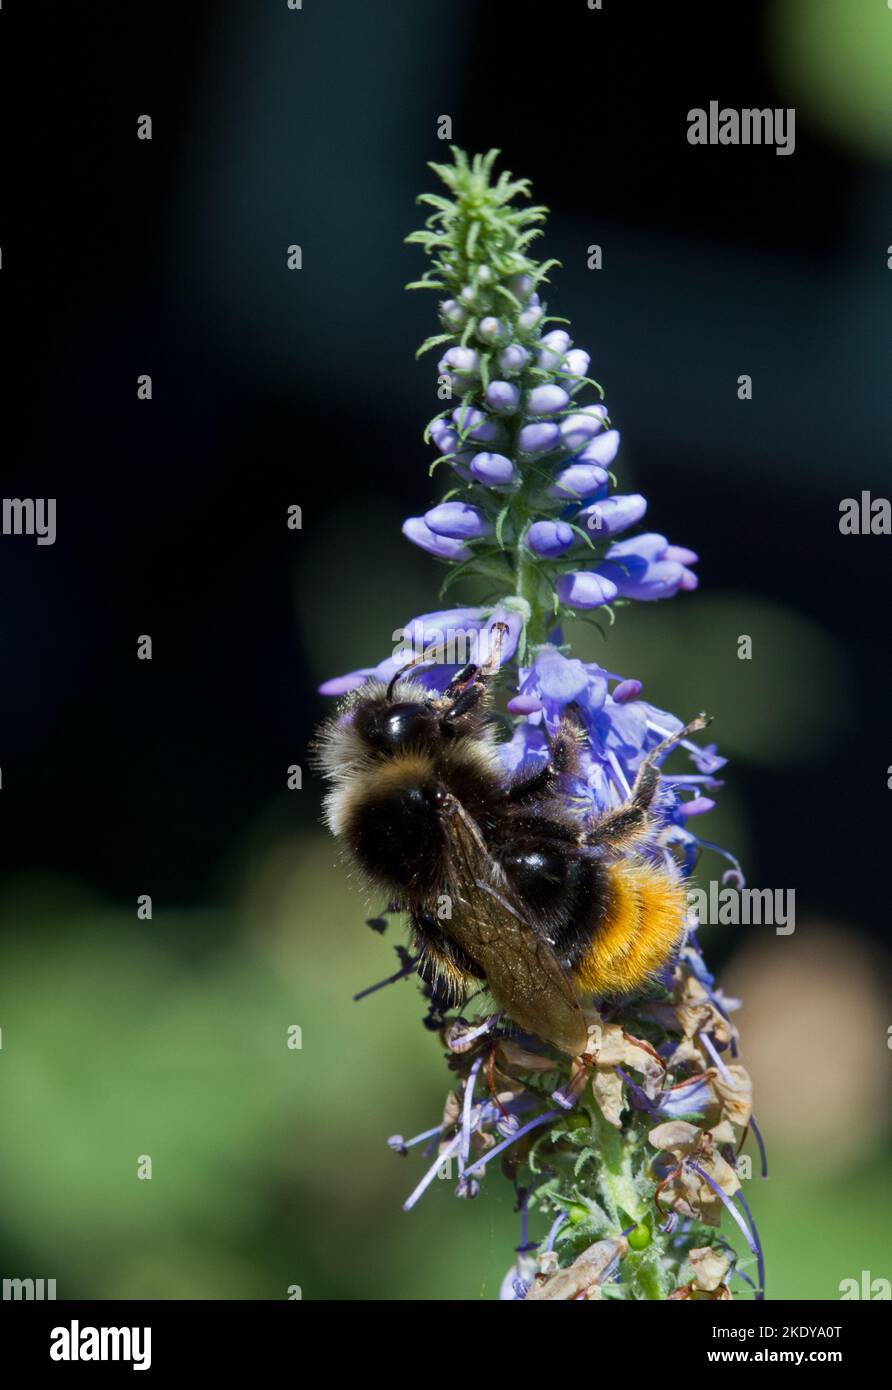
[577,493,647,539]
[470,451,515,486]
[519,421,560,455]
[424,501,492,540]
[402,516,472,561]
[556,570,619,609]
[525,520,575,557]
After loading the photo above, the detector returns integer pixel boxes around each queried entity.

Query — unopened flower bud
[526,520,575,557]
[485,381,520,415]
[424,501,492,540]
[470,451,515,485]
[519,421,560,455]
[526,384,569,416]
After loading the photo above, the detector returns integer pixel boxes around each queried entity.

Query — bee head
[355,699,440,756]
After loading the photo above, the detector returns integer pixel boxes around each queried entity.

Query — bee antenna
[386,643,449,701]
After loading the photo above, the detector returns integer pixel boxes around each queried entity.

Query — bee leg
[441,680,489,726]
[506,711,585,804]
[585,712,712,851]
[443,662,480,697]
[627,712,712,812]
[437,621,512,726]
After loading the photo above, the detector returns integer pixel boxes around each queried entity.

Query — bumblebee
[314,643,709,1057]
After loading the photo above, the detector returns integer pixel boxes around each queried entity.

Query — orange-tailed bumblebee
[313,641,710,1057]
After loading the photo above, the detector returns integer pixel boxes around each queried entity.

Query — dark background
[0,0,889,1300]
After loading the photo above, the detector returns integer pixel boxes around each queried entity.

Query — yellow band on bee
[570,861,687,998]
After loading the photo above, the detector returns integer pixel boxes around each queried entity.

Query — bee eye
[366,702,436,752]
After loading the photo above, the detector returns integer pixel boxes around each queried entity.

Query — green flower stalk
[318,149,762,1302]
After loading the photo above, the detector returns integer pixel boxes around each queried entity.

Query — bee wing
[444,802,588,1056]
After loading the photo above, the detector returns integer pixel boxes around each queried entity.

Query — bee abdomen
[570,860,686,999]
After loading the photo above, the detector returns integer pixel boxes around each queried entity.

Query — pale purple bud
[548,464,609,501]
[478,316,504,343]
[443,346,480,376]
[525,520,575,558]
[519,421,560,455]
[576,428,620,467]
[577,493,647,538]
[424,501,492,540]
[452,406,499,443]
[485,381,520,415]
[518,304,543,331]
[507,693,544,715]
[430,417,460,454]
[560,406,608,452]
[402,516,472,561]
[439,298,467,329]
[470,451,515,486]
[526,384,569,416]
[556,570,619,609]
[537,329,571,370]
[460,285,475,305]
[612,678,643,704]
[499,344,530,374]
[509,273,534,299]
[561,348,590,388]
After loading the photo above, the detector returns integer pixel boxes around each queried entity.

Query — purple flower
[576,429,620,468]
[485,381,520,415]
[443,346,480,376]
[402,516,473,561]
[519,421,560,455]
[596,532,699,600]
[560,406,608,451]
[526,384,569,416]
[498,344,530,374]
[452,405,500,444]
[548,463,609,502]
[555,570,619,609]
[394,605,524,668]
[518,304,543,332]
[318,653,405,697]
[508,647,605,727]
[525,519,575,558]
[429,417,460,454]
[612,678,643,704]
[439,298,466,330]
[319,605,524,696]
[577,493,647,538]
[470,451,516,486]
[537,330,571,370]
[478,316,505,343]
[424,501,492,540]
[561,347,590,389]
[496,720,551,775]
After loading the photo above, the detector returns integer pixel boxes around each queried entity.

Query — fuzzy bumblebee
[314,641,710,1057]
